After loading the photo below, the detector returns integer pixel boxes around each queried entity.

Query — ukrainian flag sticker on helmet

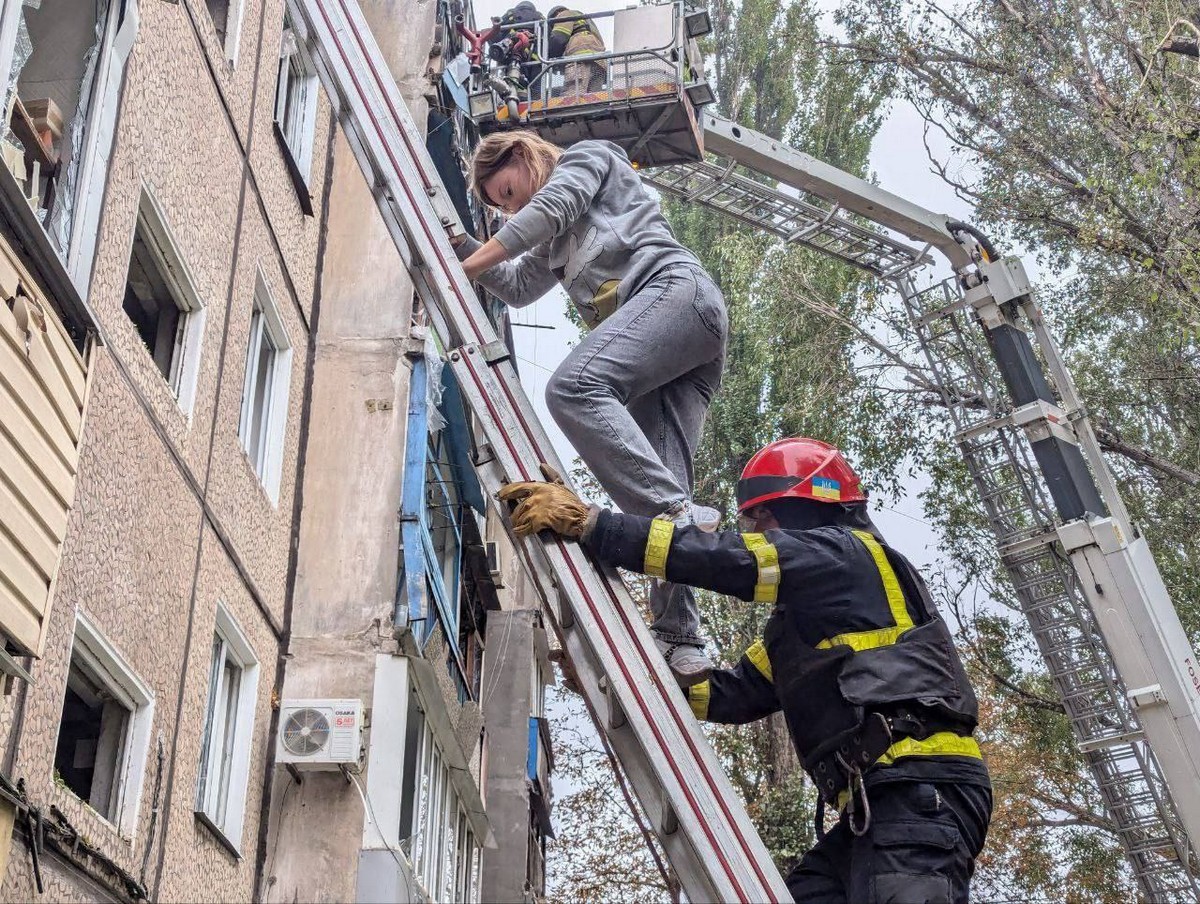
[811,476,841,500]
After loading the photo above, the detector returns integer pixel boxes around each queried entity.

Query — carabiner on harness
[836,751,872,837]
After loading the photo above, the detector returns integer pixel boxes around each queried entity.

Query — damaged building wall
[0,0,332,899]
[0,0,557,898]
[265,0,558,900]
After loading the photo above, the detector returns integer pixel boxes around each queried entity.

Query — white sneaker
[655,638,713,687]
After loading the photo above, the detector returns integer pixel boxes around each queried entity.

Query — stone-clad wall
[0,0,331,896]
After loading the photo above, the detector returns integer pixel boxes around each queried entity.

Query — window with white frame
[400,711,481,903]
[238,277,292,502]
[53,611,154,837]
[0,0,138,274]
[122,190,206,415]
[274,18,318,181]
[195,605,259,849]
[205,0,247,64]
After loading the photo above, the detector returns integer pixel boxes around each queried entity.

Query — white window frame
[60,610,155,839]
[409,718,481,903]
[194,603,259,852]
[66,0,140,293]
[0,0,140,292]
[274,20,318,182]
[205,0,247,65]
[127,188,207,418]
[238,273,292,504]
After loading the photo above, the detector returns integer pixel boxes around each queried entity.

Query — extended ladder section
[657,111,1200,900]
[286,1,790,900]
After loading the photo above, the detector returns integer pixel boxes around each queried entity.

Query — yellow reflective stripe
[688,680,710,720]
[816,625,909,652]
[816,530,913,651]
[741,533,780,604]
[877,732,982,766]
[834,733,982,809]
[643,519,675,579]
[745,639,773,683]
[851,529,912,630]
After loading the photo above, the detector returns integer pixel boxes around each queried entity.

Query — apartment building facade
[0,0,553,899]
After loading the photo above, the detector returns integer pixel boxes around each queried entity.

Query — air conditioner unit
[275,699,363,770]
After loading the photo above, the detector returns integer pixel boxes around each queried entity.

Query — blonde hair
[469,131,562,206]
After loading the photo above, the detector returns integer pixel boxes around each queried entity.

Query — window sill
[272,121,314,217]
[195,809,243,861]
[53,784,130,843]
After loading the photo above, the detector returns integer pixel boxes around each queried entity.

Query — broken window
[206,0,230,47]
[402,712,482,902]
[238,278,292,501]
[2,0,137,264]
[274,18,318,180]
[123,228,182,381]
[54,652,130,821]
[121,192,206,414]
[204,0,245,63]
[53,612,153,835]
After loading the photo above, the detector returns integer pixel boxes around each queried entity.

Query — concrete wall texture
[1,0,326,898]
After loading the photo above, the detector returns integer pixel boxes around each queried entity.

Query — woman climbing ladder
[453,130,727,686]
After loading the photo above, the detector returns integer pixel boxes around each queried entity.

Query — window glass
[195,610,258,846]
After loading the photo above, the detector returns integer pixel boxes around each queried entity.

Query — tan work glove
[498,464,591,539]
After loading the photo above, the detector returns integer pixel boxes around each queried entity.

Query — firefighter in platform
[498,438,992,903]
[490,2,545,99]
[546,6,607,97]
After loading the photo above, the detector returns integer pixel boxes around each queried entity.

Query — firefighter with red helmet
[499,438,992,903]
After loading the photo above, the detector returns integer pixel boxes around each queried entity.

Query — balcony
[0,166,94,672]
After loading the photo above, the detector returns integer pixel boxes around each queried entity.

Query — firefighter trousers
[786,778,992,903]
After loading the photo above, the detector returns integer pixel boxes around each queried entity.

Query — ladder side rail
[449,344,789,903]
[288,1,791,899]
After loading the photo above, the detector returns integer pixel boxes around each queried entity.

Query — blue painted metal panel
[527,716,540,783]
[397,355,430,641]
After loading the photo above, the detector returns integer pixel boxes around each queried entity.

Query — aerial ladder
[293,0,1200,899]
[648,117,1200,901]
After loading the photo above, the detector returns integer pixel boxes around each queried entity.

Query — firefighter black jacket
[583,508,991,792]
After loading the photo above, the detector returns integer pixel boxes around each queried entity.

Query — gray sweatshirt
[455,140,700,329]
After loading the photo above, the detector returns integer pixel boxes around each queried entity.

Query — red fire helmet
[736,438,867,512]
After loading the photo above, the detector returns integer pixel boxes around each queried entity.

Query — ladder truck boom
[286,0,790,900]
[648,109,1200,899]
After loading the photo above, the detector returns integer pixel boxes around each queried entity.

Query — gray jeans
[546,263,727,645]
